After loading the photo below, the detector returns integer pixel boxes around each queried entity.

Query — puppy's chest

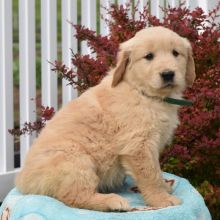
[130,109,178,149]
[156,114,178,150]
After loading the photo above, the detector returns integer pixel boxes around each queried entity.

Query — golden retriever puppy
[16,26,195,211]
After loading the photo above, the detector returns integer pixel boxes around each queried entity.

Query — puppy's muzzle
[160,71,175,82]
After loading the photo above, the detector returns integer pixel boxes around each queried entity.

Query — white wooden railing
[0,0,218,201]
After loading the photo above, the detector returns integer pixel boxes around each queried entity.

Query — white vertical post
[205,0,220,23]
[197,0,220,28]
[150,0,164,19]
[198,0,219,14]
[81,0,97,55]
[0,0,14,172]
[118,0,131,17]
[185,0,199,10]
[41,0,58,109]
[197,0,208,14]
[19,0,36,165]
[118,0,130,6]
[61,0,78,105]
[135,0,148,20]
[166,0,180,8]
[100,0,114,36]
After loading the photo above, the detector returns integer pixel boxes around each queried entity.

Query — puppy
[16,27,195,211]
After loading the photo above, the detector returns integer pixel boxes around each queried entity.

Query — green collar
[141,91,193,106]
[163,97,193,106]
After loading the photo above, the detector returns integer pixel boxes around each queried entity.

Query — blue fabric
[0,172,211,220]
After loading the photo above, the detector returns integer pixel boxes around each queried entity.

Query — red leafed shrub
[10,2,220,218]
[9,106,55,136]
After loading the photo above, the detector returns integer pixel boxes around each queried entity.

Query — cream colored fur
[16,27,196,211]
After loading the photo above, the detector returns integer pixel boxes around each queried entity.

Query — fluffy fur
[16,27,196,211]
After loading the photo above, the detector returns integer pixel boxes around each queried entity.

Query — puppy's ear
[184,39,196,87]
[111,49,130,87]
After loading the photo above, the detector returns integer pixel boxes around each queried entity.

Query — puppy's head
[111,27,196,97]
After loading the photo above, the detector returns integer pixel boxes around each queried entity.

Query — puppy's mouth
[161,82,176,89]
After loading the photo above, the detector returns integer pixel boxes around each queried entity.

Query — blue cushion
[0,172,211,220]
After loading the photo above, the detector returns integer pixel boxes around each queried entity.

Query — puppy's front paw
[147,194,181,208]
[107,194,131,211]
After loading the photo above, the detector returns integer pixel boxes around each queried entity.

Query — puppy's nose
[160,71,175,82]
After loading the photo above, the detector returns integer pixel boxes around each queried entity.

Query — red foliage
[9,106,55,136]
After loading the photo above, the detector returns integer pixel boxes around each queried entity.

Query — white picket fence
[0,0,218,201]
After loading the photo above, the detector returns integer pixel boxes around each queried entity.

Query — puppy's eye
[145,53,154,61]
[172,49,179,57]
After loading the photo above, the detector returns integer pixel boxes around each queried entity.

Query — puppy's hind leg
[55,156,131,212]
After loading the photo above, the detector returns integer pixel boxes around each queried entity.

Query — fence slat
[150,0,164,19]
[185,0,199,10]
[198,0,208,14]
[135,0,148,20]
[135,0,148,11]
[81,0,97,55]
[0,0,14,172]
[100,0,114,36]
[166,0,180,8]
[205,0,220,23]
[19,0,36,165]
[118,0,131,17]
[198,0,219,14]
[41,0,58,109]
[61,0,78,105]
[118,0,130,5]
